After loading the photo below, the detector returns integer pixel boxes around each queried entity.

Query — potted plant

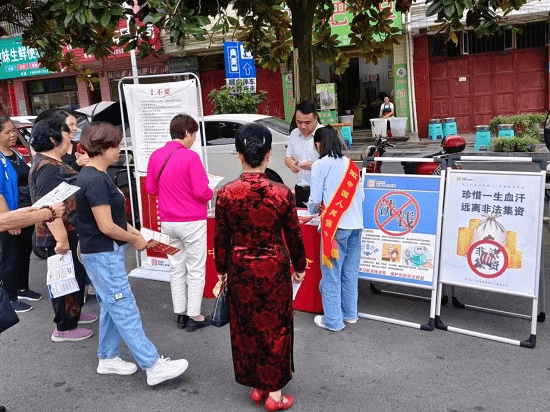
[501,137,517,152]
[208,84,267,114]
[490,136,506,152]
[515,137,539,152]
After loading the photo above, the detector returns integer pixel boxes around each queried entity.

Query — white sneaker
[146,356,188,386]
[97,357,138,375]
[314,315,345,332]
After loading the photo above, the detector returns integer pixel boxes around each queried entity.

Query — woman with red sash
[308,126,364,332]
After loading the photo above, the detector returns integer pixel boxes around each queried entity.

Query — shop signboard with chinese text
[0,37,49,80]
[330,1,402,46]
[439,170,543,298]
[393,63,410,130]
[223,41,257,93]
[360,174,443,289]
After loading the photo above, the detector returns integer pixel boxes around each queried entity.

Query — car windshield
[255,117,291,136]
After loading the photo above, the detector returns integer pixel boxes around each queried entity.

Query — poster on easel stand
[359,162,445,330]
[120,74,206,282]
[437,162,545,348]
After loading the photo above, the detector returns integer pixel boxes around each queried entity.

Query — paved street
[3,134,550,412]
[2,222,550,412]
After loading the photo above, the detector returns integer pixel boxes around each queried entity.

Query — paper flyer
[46,251,79,299]
[297,209,316,225]
[32,182,80,208]
[141,227,181,255]
[207,173,225,190]
[292,277,302,300]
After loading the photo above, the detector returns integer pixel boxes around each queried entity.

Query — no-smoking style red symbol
[374,191,420,236]
[467,239,509,278]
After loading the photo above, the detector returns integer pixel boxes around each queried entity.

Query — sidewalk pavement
[344,132,550,164]
[4,246,550,412]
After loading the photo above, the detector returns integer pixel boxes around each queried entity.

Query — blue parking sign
[224,42,256,79]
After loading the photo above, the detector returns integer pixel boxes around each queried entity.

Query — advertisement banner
[393,63,410,127]
[360,174,442,287]
[316,83,337,111]
[0,37,49,80]
[123,80,202,173]
[330,1,402,47]
[439,170,543,297]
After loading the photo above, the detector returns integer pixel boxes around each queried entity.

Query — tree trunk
[287,0,317,103]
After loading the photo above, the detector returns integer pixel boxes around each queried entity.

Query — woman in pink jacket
[145,114,213,331]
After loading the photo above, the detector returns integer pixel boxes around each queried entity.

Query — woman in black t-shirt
[75,122,189,385]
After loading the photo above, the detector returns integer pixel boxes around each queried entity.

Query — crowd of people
[0,99,365,409]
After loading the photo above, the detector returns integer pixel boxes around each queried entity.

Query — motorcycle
[363,134,466,175]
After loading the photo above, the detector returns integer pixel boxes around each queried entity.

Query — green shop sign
[0,37,50,80]
[330,1,402,46]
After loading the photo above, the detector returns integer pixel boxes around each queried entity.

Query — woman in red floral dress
[214,123,307,411]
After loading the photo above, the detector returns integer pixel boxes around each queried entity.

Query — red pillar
[8,82,18,116]
[413,33,430,139]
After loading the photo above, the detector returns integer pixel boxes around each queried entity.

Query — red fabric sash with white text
[321,158,360,268]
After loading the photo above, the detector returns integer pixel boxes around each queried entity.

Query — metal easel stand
[435,283,538,348]
[434,155,546,348]
[445,156,546,324]
[358,283,436,331]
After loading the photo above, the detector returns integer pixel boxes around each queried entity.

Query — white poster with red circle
[439,170,544,298]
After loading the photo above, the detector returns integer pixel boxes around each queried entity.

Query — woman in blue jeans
[308,126,364,332]
[75,121,188,386]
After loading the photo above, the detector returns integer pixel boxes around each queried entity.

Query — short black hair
[235,123,272,168]
[296,100,318,117]
[30,116,66,152]
[313,125,343,159]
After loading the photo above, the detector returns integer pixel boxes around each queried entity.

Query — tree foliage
[0,0,528,100]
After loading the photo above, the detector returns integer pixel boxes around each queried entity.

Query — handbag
[210,278,229,328]
[0,284,19,334]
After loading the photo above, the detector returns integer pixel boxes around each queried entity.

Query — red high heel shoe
[250,388,268,407]
[264,395,294,411]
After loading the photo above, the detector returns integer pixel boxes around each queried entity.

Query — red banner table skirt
[204,217,323,313]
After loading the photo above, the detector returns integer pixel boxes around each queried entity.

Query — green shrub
[208,84,267,114]
[491,136,539,152]
[489,112,545,141]
[514,136,539,152]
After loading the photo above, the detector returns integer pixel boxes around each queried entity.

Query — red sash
[321,158,360,268]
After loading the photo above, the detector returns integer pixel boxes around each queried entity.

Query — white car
[75,103,295,187]
[200,114,294,187]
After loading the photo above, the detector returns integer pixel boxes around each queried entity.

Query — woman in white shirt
[379,96,395,118]
[308,126,364,332]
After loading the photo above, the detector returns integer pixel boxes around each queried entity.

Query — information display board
[439,170,543,298]
[360,174,443,289]
[123,79,202,173]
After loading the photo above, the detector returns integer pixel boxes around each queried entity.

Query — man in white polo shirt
[284,100,323,207]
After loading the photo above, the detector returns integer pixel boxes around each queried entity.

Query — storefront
[1,13,166,117]
[311,0,410,132]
